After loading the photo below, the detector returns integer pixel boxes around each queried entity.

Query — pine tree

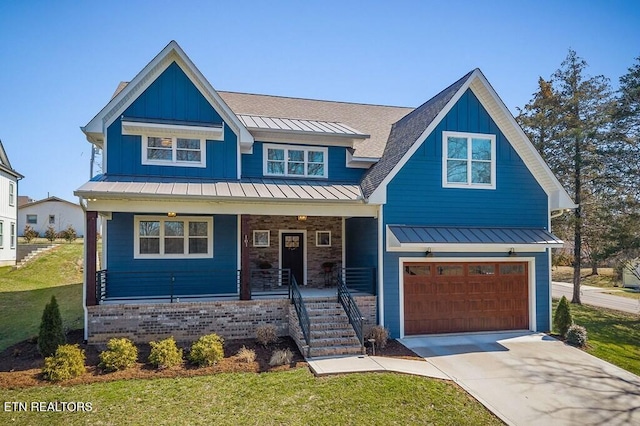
[38,296,66,357]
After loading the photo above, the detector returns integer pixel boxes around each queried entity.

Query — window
[142,136,206,168]
[264,144,327,178]
[49,215,55,225]
[316,231,331,247]
[134,216,213,259]
[9,182,14,206]
[0,222,3,247]
[10,223,15,249]
[443,131,496,189]
[253,230,270,247]
[27,214,38,224]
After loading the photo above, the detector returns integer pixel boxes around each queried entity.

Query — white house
[18,196,85,237]
[623,259,640,288]
[0,140,23,267]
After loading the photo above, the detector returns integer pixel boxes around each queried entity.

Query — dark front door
[281,232,304,285]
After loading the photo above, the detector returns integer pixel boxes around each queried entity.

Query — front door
[281,232,304,285]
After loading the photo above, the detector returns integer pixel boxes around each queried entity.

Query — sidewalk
[307,355,450,379]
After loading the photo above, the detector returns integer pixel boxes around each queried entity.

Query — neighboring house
[17,196,34,207]
[18,196,85,237]
[0,140,23,267]
[76,41,575,351]
[622,259,640,288]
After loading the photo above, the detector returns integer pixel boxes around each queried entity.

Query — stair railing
[290,274,311,350]
[337,275,365,354]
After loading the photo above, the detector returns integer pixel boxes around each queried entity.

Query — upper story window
[9,182,15,206]
[143,136,206,168]
[134,215,213,259]
[264,144,327,178]
[442,131,496,189]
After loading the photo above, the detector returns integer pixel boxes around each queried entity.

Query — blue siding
[106,62,238,179]
[345,217,378,269]
[106,213,238,298]
[242,142,366,182]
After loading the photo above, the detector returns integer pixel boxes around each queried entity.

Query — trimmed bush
[42,344,86,382]
[256,324,278,347]
[61,225,77,243]
[235,346,256,363]
[99,338,138,372]
[188,334,225,367]
[148,337,183,369]
[566,325,588,347]
[366,325,389,350]
[38,296,65,357]
[269,348,293,366]
[44,226,57,242]
[554,296,573,337]
[23,225,39,243]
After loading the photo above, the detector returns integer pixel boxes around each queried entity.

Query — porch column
[240,214,251,300]
[85,211,98,306]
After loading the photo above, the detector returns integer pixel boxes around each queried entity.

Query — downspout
[77,196,89,342]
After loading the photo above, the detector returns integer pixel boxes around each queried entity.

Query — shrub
[99,338,138,372]
[38,295,65,357]
[566,325,588,348]
[44,226,57,242]
[269,348,293,366]
[23,225,39,243]
[256,324,278,346]
[366,325,389,350]
[235,346,256,363]
[554,296,573,337]
[148,337,183,369]
[61,225,77,243]
[188,334,224,367]
[42,344,86,381]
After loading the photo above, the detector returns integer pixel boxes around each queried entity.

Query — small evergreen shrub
[256,324,278,346]
[44,226,57,242]
[188,334,224,367]
[61,225,77,243]
[565,325,588,347]
[235,346,256,363]
[554,296,573,337]
[42,344,86,382]
[99,338,138,372]
[269,348,293,366]
[38,296,65,357]
[366,325,389,350]
[148,337,183,369]
[23,225,39,243]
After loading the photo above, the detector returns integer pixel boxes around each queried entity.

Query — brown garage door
[404,262,529,335]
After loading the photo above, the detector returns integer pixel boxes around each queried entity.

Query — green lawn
[552,299,640,376]
[0,244,84,351]
[0,368,502,425]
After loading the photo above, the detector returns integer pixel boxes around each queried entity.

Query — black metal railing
[337,275,365,354]
[341,267,377,294]
[290,274,311,349]
[249,268,291,296]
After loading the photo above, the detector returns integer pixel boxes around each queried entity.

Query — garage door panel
[404,262,529,335]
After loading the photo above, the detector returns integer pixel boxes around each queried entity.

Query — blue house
[77,41,574,355]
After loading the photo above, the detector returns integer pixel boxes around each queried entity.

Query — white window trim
[0,221,3,247]
[9,182,15,206]
[263,144,328,179]
[133,215,213,259]
[316,231,331,247]
[253,230,270,247]
[442,131,496,189]
[10,222,16,249]
[141,135,207,168]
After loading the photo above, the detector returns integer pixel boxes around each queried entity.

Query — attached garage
[403,261,529,335]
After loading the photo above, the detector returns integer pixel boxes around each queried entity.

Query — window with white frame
[26,215,37,224]
[142,136,206,168]
[443,131,496,189]
[134,216,213,259]
[0,221,3,247]
[10,222,16,249]
[253,230,270,247]
[264,144,327,178]
[316,231,331,247]
[9,182,15,206]
[49,215,55,225]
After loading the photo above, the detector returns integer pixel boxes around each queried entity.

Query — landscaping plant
[38,295,65,357]
[553,295,573,337]
[269,348,293,366]
[366,325,389,350]
[565,324,588,347]
[148,337,183,369]
[42,344,86,381]
[255,324,278,346]
[99,337,138,372]
[235,346,256,363]
[22,225,39,243]
[188,334,224,367]
[44,226,57,242]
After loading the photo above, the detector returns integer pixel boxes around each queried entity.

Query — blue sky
[1,0,638,202]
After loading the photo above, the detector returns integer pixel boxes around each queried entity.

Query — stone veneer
[247,215,343,287]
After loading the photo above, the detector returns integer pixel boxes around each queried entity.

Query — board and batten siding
[105,213,238,298]
[105,62,238,179]
[0,170,18,266]
[241,142,366,183]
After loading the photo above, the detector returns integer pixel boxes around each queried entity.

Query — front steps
[13,244,57,270]
[290,297,363,358]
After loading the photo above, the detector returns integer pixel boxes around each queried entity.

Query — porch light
[297,215,307,221]
[425,248,433,257]
[508,248,517,257]
[168,212,177,217]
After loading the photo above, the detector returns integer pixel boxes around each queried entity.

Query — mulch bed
[0,330,422,389]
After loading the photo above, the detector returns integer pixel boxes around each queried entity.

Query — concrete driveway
[401,332,640,426]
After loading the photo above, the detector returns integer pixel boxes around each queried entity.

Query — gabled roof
[0,140,23,179]
[20,196,80,209]
[81,41,253,151]
[362,69,576,211]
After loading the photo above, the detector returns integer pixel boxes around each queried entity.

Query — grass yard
[552,299,640,376]
[0,368,502,426]
[0,244,84,351]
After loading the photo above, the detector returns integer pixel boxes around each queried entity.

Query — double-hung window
[143,136,205,167]
[10,223,15,249]
[264,144,327,178]
[0,221,3,247]
[443,131,496,189]
[9,182,15,206]
[135,216,213,259]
